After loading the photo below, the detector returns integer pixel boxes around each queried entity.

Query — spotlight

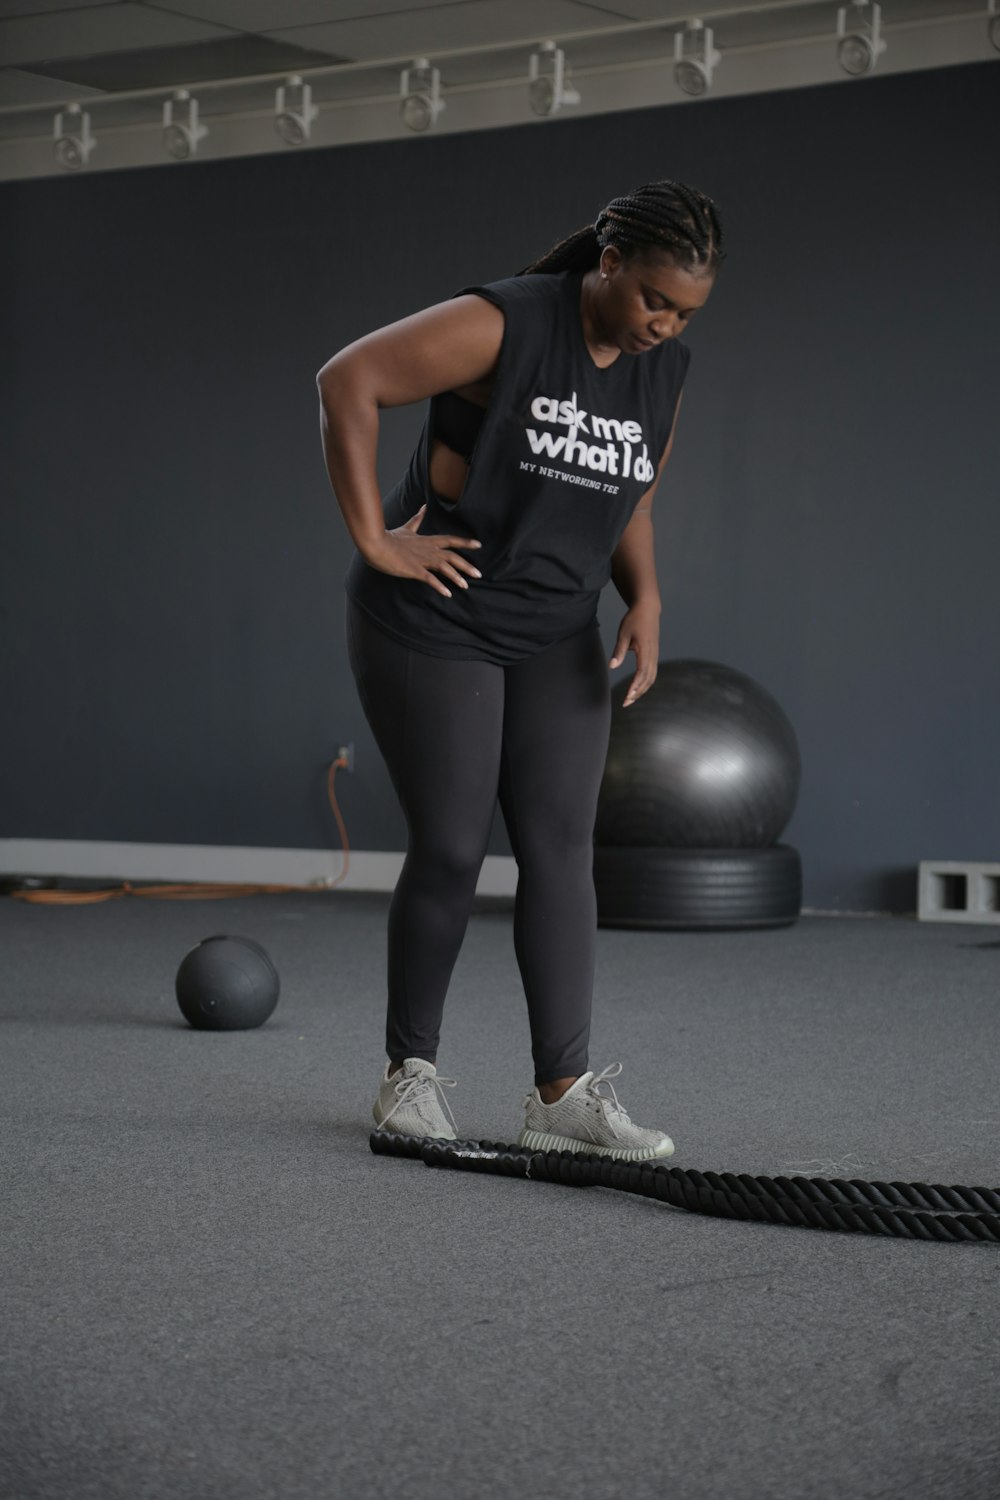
[989,0,1000,52]
[673,19,720,97]
[275,74,318,145]
[53,103,96,170]
[836,2,887,76]
[528,40,581,117]
[400,59,444,132]
[162,89,208,160]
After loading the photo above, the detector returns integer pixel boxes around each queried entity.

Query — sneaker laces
[585,1063,633,1125]
[523,1063,633,1124]
[382,1069,458,1132]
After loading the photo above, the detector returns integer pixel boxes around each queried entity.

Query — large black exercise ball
[595,659,801,849]
[594,845,802,930]
[175,935,280,1031]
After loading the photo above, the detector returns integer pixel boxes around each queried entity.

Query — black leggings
[346,597,612,1087]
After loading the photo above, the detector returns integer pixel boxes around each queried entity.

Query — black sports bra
[432,389,487,460]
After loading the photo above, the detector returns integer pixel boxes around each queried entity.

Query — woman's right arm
[316,294,505,597]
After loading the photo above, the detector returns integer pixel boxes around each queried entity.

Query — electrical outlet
[337,742,355,772]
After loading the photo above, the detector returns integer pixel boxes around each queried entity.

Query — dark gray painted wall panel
[3,61,998,910]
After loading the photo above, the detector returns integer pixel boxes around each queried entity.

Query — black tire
[594,844,802,931]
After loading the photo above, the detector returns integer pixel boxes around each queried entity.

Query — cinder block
[918,860,1000,924]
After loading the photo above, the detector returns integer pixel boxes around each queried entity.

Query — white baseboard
[0,839,519,897]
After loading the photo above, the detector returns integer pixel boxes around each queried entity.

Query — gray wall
[3,61,998,912]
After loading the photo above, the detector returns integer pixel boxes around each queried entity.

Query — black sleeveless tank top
[345,270,691,665]
[433,389,486,459]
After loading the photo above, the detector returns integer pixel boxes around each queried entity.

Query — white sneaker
[518,1062,674,1161]
[372,1058,459,1141]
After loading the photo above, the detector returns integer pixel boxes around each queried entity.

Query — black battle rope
[370,1132,1000,1244]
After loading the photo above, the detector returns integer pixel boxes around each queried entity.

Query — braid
[518,179,725,277]
[515,224,600,276]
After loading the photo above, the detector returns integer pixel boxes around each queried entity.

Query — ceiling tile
[149,0,472,25]
[0,3,231,70]
[267,0,627,63]
[22,35,346,92]
[0,0,102,18]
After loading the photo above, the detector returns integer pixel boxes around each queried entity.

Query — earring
[600,271,608,279]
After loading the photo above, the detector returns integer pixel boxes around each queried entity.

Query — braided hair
[518,180,725,278]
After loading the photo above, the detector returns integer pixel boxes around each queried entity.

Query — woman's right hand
[363,504,483,599]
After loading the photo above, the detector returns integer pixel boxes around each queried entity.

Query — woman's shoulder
[653,334,692,377]
[449,270,574,309]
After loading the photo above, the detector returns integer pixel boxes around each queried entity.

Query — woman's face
[599,246,715,354]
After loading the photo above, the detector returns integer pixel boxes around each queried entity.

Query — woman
[316,179,723,1159]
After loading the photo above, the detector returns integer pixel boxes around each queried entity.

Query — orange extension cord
[8,755,351,906]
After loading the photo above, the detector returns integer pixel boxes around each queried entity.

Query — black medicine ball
[175,934,280,1031]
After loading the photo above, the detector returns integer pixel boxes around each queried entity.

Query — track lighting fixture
[528,41,581,117]
[162,89,208,159]
[673,19,720,97]
[400,59,444,132]
[275,75,318,145]
[836,2,887,76]
[35,7,988,172]
[53,103,96,169]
